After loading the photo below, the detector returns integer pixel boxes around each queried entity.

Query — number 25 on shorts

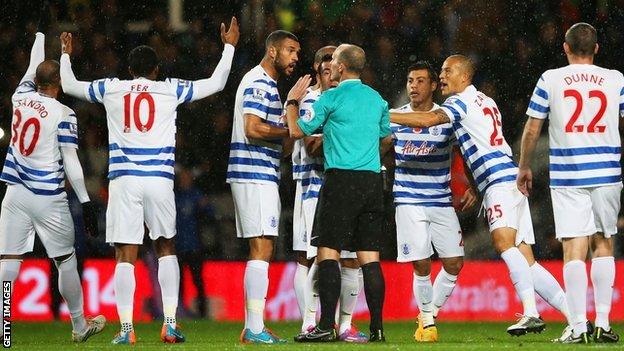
[486,204,503,224]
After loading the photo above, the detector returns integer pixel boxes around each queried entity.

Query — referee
[285,44,390,343]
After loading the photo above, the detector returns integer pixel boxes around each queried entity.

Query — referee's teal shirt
[297,79,391,172]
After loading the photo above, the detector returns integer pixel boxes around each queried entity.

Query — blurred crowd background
[1,0,624,268]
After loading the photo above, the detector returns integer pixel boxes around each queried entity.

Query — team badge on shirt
[251,88,265,102]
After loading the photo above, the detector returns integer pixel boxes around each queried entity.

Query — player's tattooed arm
[517,116,545,196]
[389,108,450,128]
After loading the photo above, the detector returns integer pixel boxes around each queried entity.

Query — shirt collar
[463,85,477,94]
[339,79,361,86]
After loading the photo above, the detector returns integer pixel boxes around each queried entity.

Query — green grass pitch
[8,320,624,350]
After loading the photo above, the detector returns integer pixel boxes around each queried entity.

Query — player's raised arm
[18,1,50,86]
[184,17,239,102]
[59,32,94,101]
[19,33,45,86]
[390,109,450,128]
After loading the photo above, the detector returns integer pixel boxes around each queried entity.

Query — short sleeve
[440,97,468,123]
[58,108,79,149]
[166,78,195,105]
[242,86,279,120]
[299,95,329,136]
[526,74,550,119]
[85,78,115,104]
[379,100,391,138]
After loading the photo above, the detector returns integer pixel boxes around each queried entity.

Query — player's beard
[273,55,291,77]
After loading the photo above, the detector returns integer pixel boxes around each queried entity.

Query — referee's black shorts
[310,169,384,252]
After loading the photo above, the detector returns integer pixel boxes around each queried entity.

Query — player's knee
[491,230,516,254]
[52,251,76,270]
[442,257,463,275]
[296,252,311,266]
[340,258,359,269]
[154,237,176,257]
[114,244,139,264]
[591,234,613,257]
[412,259,431,276]
[249,238,274,261]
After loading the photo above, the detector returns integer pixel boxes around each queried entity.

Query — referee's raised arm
[290,44,389,343]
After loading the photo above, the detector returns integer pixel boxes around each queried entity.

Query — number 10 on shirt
[123,92,155,133]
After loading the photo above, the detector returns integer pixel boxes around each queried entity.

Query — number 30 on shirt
[11,109,40,156]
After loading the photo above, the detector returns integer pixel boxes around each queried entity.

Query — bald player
[287,44,389,342]
[291,48,368,343]
[0,29,105,342]
[519,23,622,343]
[390,55,571,338]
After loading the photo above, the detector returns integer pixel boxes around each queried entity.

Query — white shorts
[302,197,357,260]
[482,183,535,246]
[0,184,74,258]
[292,180,307,251]
[106,176,176,244]
[551,183,622,239]
[231,182,281,238]
[395,205,464,262]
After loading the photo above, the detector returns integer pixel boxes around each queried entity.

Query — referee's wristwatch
[286,99,299,107]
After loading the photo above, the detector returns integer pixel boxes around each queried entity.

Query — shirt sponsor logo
[402,140,438,156]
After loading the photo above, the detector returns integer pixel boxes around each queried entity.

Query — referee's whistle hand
[287,74,312,101]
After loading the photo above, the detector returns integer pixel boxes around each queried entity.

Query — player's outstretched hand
[287,74,312,102]
[460,187,477,211]
[60,32,73,56]
[220,17,239,47]
[517,167,532,196]
[81,201,99,237]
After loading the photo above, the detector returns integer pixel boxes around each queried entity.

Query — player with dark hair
[519,22,622,343]
[226,29,299,344]
[381,60,476,342]
[59,18,239,345]
[390,54,571,339]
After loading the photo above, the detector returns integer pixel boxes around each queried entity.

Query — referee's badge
[302,109,313,122]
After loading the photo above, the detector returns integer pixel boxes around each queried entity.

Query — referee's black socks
[318,259,341,330]
[361,261,385,333]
